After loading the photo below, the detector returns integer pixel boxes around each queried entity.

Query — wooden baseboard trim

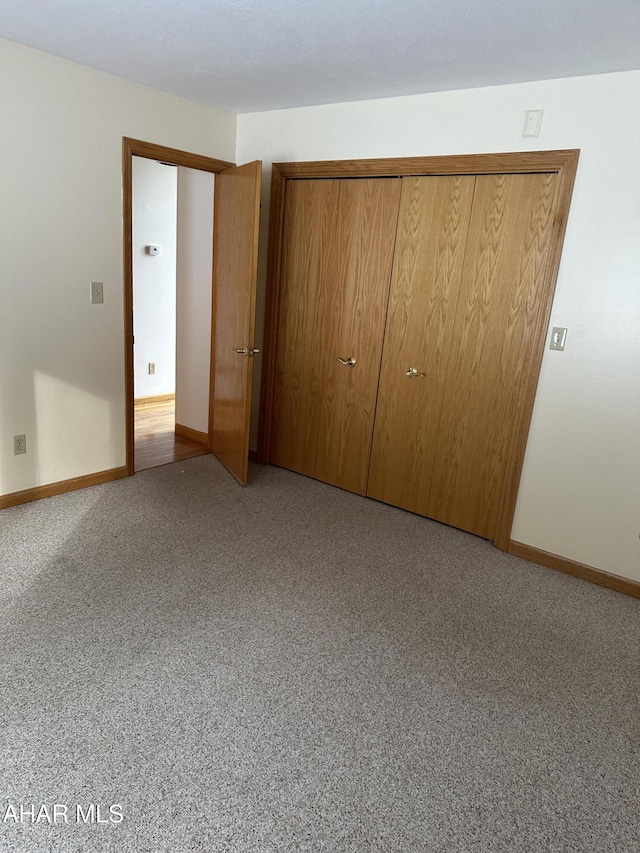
[0,466,129,510]
[135,394,175,406]
[174,423,209,445]
[508,541,640,599]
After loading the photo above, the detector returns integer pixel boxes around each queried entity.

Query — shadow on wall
[0,358,123,499]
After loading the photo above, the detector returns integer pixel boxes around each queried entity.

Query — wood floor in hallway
[134,397,210,472]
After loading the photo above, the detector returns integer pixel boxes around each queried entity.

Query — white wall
[175,167,214,435]
[236,71,640,583]
[133,157,177,399]
[0,38,235,494]
[1,35,637,583]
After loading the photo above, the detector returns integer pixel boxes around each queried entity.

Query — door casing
[258,150,580,551]
[122,137,234,476]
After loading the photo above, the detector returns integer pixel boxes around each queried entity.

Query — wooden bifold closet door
[264,153,577,545]
[367,175,476,516]
[368,171,559,541]
[271,177,402,495]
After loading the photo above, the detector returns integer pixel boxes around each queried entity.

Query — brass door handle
[337,356,357,367]
[233,347,261,357]
[405,367,425,378]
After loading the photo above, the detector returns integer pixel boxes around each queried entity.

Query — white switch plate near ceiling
[523,109,544,138]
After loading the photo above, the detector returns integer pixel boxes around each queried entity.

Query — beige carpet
[1,456,638,852]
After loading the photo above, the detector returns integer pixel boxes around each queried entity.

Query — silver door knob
[248,348,261,356]
[405,367,425,378]
[337,356,357,367]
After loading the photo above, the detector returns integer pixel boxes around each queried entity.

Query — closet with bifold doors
[260,152,579,549]
[270,177,402,495]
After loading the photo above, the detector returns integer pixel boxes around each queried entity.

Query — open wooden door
[210,161,262,484]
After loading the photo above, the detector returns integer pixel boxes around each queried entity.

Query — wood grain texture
[257,166,287,464]
[315,178,403,494]
[492,156,580,550]
[367,175,475,512]
[123,138,234,173]
[271,150,580,180]
[134,394,176,405]
[427,173,559,539]
[174,423,210,445]
[508,541,640,599]
[257,151,580,548]
[210,160,262,485]
[271,179,401,493]
[0,467,128,510]
[258,151,580,479]
[270,179,340,476]
[135,399,210,472]
[123,139,135,475]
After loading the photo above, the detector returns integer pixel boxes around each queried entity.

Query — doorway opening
[123,139,235,475]
[134,397,211,472]
[123,138,262,484]
[131,155,213,471]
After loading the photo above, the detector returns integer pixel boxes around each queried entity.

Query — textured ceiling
[1,0,639,113]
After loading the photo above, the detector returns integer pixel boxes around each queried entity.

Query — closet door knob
[405,367,425,378]
[337,356,357,367]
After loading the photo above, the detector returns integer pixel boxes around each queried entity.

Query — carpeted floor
[1,457,638,852]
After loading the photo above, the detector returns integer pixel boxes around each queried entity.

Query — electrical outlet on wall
[14,434,27,455]
[148,363,156,375]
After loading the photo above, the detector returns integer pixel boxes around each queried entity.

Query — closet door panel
[271,179,340,476]
[315,178,402,494]
[427,172,559,538]
[367,175,476,513]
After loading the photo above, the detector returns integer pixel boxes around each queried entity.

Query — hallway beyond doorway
[134,398,209,472]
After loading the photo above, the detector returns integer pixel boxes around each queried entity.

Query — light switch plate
[550,326,567,351]
[523,109,544,138]
[91,281,104,304]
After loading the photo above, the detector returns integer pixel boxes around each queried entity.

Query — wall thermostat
[146,245,161,256]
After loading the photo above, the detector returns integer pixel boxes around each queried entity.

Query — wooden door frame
[122,138,234,476]
[257,149,580,550]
